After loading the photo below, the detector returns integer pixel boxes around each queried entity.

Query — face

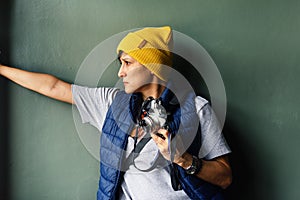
[118,52,155,94]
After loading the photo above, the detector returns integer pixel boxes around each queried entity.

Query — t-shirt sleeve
[195,96,231,160]
[71,84,119,130]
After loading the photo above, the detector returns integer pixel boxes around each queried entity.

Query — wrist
[0,64,3,75]
[185,155,202,175]
[0,65,9,76]
[174,152,203,175]
[0,64,6,76]
[174,152,193,169]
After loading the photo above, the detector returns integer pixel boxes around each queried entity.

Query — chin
[124,88,135,94]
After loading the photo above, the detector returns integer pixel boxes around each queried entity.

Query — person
[0,26,232,200]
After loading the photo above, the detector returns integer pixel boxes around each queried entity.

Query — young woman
[0,26,232,200]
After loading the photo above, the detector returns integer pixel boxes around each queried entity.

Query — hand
[151,129,187,164]
[151,129,170,160]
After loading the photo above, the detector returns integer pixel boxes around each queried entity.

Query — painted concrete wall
[1,0,300,199]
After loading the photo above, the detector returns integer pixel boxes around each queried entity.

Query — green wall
[1,0,300,199]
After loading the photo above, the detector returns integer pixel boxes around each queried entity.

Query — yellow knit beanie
[117,26,173,81]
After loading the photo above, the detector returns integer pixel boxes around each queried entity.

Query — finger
[155,132,166,140]
[156,129,169,140]
[151,132,166,145]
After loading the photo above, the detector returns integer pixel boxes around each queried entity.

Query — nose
[118,63,126,78]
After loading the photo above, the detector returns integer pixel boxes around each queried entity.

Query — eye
[119,58,132,66]
[121,60,130,65]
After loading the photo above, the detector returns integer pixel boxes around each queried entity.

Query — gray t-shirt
[72,85,231,199]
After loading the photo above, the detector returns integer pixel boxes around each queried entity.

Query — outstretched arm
[0,64,73,104]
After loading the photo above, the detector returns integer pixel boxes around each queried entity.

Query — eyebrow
[117,51,134,62]
[121,57,131,61]
[119,56,133,62]
[117,57,131,65]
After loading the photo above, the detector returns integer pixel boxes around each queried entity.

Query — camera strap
[133,127,163,172]
[122,127,162,172]
[133,133,152,155]
[122,129,182,190]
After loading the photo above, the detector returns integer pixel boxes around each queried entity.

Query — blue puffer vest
[97,87,224,200]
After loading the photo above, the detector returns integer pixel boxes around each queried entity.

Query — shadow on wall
[172,52,276,199]
[223,106,276,200]
[0,0,13,200]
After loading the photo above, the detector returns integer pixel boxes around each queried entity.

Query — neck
[141,83,166,100]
